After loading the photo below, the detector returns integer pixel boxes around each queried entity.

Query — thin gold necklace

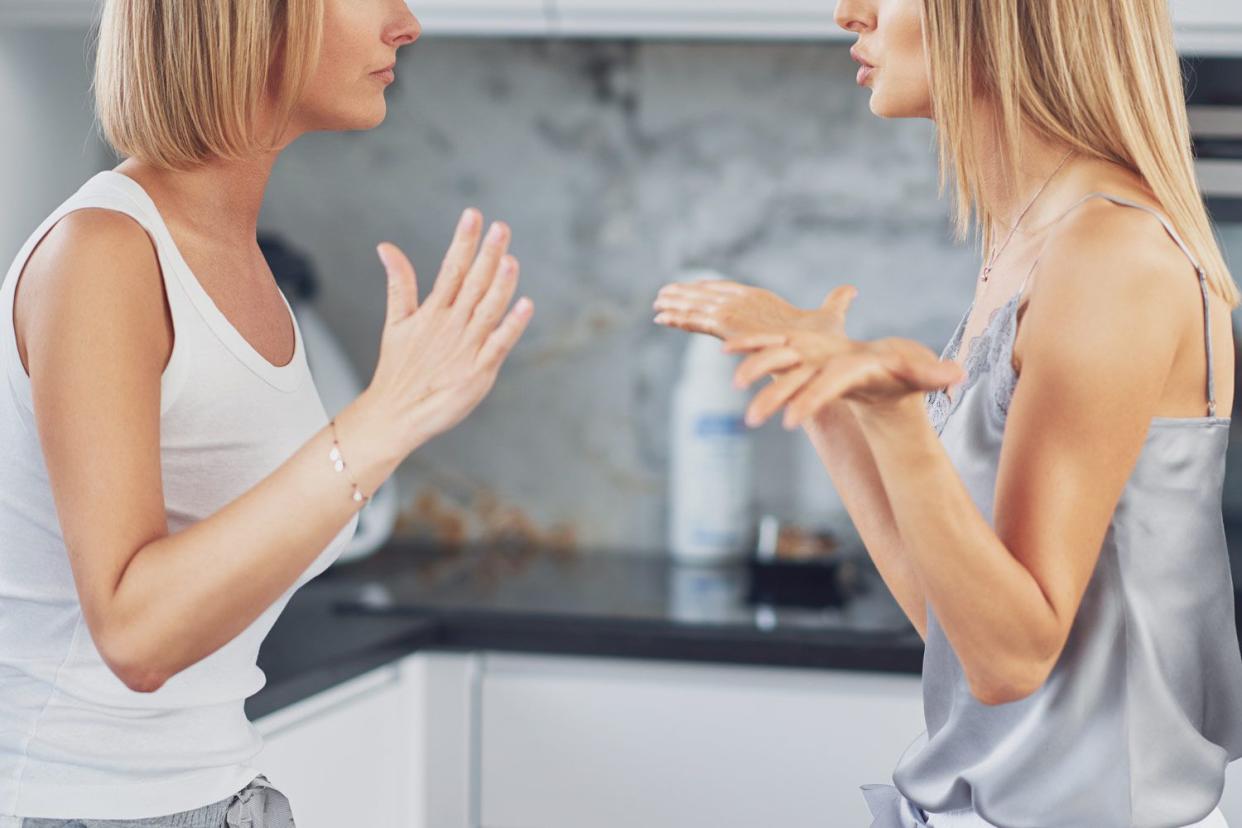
[980,150,1074,284]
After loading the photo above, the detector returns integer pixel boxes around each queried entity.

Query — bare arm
[803,403,927,641]
[652,279,927,639]
[727,204,1194,705]
[20,207,530,692]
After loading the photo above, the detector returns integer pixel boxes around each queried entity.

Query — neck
[116,152,281,249]
[969,101,1076,239]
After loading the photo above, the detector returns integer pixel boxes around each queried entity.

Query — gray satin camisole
[863,193,1242,828]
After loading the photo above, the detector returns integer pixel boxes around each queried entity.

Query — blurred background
[8,5,1242,558]
[2,3,1241,827]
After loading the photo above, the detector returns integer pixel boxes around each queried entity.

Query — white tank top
[0,170,360,820]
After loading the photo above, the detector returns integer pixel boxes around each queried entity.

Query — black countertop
[248,525,1242,720]
[245,583,437,719]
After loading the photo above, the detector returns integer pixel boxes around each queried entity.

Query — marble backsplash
[259,37,1242,555]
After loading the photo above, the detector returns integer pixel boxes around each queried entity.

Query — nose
[834,0,874,33]
[385,0,421,47]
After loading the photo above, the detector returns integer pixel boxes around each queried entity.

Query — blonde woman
[0,1,533,826]
[655,1,1241,826]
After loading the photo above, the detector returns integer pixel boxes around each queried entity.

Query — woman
[0,1,532,826]
[655,1,1242,826]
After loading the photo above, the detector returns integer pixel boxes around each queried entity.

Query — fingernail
[460,209,477,231]
[486,222,505,245]
[377,244,392,268]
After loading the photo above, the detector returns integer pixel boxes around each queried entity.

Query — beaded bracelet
[328,418,370,505]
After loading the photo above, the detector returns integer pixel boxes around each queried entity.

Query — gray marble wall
[260,38,1241,554]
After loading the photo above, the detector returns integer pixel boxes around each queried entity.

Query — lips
[850,46,876,87]
[371,64,396,84]
[850,45,875,69]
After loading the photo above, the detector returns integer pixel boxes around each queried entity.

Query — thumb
[937,358,967,387]
[377,242,420,326]
[821,283,859,312]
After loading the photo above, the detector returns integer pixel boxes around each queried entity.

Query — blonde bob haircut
[93,0,324,170]
[922,0,1240,308]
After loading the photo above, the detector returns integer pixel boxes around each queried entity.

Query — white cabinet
[251,654,429,828]
[249,649,1242,827]
[412,0,550,37]
[1172,0,1242,54]
[4,0,1241,53]
[476,653,925,828]
[0,1,551,33]
[549,0,845,39]
[1173,0,1242,28]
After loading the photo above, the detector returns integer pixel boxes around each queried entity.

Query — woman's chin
[358,102,388,130]
[867,92,926,120]
[341,105,388,132]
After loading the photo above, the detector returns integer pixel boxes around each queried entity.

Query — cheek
[293,0,383,119]
[294,40,387,128]
[873,0,933,117]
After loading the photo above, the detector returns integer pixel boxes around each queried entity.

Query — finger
[468,254,519,336]
[653,288,726,313]
[734,347,803,388]
[653,311,723,337]
[477,297,534,372]
[652,293,724,314]
[897,356,966,391]
[426,208,483,309]
[744,366,816,427]
[820,283,859,312]
[697,280,749,295]
[377,242,419,326]
[722,333,788,354]
[655,281,723,298]
[453,221,511,316]
[784,354,876,427]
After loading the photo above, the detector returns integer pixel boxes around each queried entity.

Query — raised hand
[365,208,534,454]
[724,329,965,429]
[652,279,858,341]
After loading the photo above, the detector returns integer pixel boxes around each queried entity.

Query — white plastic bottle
[668,301,756,564]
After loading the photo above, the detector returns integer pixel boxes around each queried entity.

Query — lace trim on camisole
[924,191,1223,436]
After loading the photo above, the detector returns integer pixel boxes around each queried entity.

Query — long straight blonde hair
[93,0,324,170]
[922,0,1239,308]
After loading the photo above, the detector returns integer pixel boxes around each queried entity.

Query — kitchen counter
[248,522,1242,721]
[247,537,924,719]
[245,584,437,719]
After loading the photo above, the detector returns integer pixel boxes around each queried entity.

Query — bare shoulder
[1036,197,1198,301]
[1014,197,1196,375]
[17,207,170,376]
[23,207,160,291]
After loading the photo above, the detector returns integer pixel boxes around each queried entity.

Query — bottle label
[670,410,753,559]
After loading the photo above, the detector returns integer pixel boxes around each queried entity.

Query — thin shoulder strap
[1039,191,1216,417]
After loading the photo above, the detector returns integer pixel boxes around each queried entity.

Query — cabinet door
[252,658,426,828]
[477,653,925,828]
[410,0,550,36]
[549,0,845,39]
